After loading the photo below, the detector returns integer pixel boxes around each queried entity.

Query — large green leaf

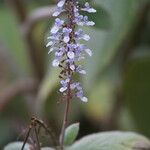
[67,131,150,150]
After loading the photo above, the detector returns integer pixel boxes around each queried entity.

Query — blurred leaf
[0,7,31,76]
[84,0,149,89]
[4,142,31,150]
[118,108,137,131]
[84,75,115,121]
[82,57,121,121]
[123,54,150,137]
[0,118,12,148]
[64,123,80,146]
[67,131,150,150]
[2,96,29,119]
[36,68,59,115]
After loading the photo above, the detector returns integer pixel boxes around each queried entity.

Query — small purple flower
[52,59,60,67]
[77,91,88,102]
[53,7,64,17]
[75,29,90,41]
[51,18,64,34]
[52,0,66,17]
[55,51,64,58]
[83,16,95,26]
[67,51,75,59]
[70,64,75,71]
[76,84,88,102]
[76,66,86,75]
[81,2,96,13]
[63,27,72,43]
[59,78,70,92]
[85,48,92,56]
[70,83,77,90]
[57,0,66,8]
[46,41,53,47]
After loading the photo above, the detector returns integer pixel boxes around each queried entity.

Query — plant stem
[59,1,75,149]
[59,84,71,150]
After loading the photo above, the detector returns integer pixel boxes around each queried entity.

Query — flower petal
[51,26,59,34]
[70,64,75,70]
[59,86,67,92]
[67,51,75,59]
[46,41,53,47]
[64,36,70,43]
[57,0,65,7]
[81,97,88,102]
[85,49,92,56]
[83,34,90,41]
[52,59,59,67]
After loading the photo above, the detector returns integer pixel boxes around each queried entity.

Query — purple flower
[85,48,92,56]
[70,64,75,71]
[57,0,66,8]
[76,83,88,102]
[76,66,86,75]
[83,16,95,26]
[52,59,60,67]
[52,0,66,17]
[47,0,96,102]
[59,78,70,92]
[81,2,96,13]
[55,51,64,58]
[51,18,64,34]
[67,51,75,59]
[76,90,88,102]
[75,29,90,41]
[53,7,64,17]
[62,27,72,43]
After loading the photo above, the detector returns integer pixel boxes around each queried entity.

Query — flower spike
[47,0,96,102]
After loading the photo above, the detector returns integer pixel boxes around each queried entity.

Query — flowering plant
[3,0,150,150]
[46,0,96,149]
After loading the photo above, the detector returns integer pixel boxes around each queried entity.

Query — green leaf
[64,123,80,146]
[67,131,150,150]
[4,142,31,150]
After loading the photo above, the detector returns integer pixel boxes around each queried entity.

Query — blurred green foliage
[0,0,150,149]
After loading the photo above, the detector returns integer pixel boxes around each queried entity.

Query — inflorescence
[47,0,96,102]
